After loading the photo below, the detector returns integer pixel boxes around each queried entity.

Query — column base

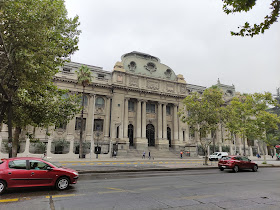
[134,138,148,150]
[155,139,169,150]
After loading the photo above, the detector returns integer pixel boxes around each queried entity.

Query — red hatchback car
[218,156,258,173]
[0,157,79,194]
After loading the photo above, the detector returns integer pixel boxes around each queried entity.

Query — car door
[240,157,251,169]
[28,160,56,186]
[234,157,243,169]
[6,160,30,188]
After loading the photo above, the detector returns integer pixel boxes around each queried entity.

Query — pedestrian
[142,151,145,159]
[113,150,117,159]
[148,151,151,159]
[180,151,183,159]
[271,154,274,159]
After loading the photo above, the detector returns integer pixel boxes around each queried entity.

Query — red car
[0,157,78,194]
[218,156,258,173]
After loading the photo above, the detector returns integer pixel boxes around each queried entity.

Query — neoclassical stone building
[1,52,268,158]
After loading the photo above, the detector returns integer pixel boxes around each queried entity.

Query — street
[1,168,280,210]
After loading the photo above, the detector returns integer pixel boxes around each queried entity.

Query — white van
[209,152,228,161]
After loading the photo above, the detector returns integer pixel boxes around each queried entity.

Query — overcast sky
[64,0,279,94]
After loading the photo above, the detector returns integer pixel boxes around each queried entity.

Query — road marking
[46,194,76,198]
[97,163,103,165]
[72,164,78,165]
[0,198,19,203]
[177,194,215,200]
[105,163,110,165]
[146,162,151,164]
[119,163,125,165]
[81,163,86,165]
[165,162,169,163]
[133,162,138,164]
[153,162,157,164]
[126,163,131,164]
[89,163,95,165]
[61,164,67,166]
[112,163,118,165]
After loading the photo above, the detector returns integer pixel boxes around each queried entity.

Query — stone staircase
[118,147,181,159]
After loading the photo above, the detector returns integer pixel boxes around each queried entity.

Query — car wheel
[219,168,224,171]
[209,158,212,161]
[56,177,70,190]
[0,180,6,195]
[252,165,258,172]
[233,165,239,173]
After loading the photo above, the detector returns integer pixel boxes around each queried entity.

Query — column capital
[105,95,112,99]
[162,102,168,106]
[88,93,96,97]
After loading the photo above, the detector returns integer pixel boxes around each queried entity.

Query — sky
[64,0,280,94]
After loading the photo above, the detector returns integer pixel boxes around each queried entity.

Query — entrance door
[167,127,171,147]
[128,124,134,146]
[146,124,155,146]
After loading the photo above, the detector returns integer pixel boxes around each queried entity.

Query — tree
[0,0,80,157]
[224,92,280,158]
[222,0,280,37]
[76,65,92,158]
[179,88,225,165]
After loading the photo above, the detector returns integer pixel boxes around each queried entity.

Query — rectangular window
[75,117,86,130]
[183,131,185,141]
[62,67,71,73]
[97,74,105,79]
[166,105,171,115]
[146,103,155,113]
[94,119,104,131]
[128,101,134,111]
[9,160,27,169]
[55,123,67,130]
[189,127,195,138]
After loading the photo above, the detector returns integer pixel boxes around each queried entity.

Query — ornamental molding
[129,76,139,87]
[166,83,175,93]
[147,80,159,90]
[144,62,157,74]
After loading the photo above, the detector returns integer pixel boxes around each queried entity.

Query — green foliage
[0,0,81,157]
[76,65,92,87]
[223,0,279,37]
[180,88,225,164]
[224,92,280,152]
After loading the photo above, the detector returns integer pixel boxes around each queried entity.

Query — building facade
[0,52,268,158]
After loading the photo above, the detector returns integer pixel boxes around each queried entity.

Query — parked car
[0,157,79,194]
[218,156,258,173]
[209,152,228,161]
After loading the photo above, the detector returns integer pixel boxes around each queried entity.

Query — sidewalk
[49,156,280,174]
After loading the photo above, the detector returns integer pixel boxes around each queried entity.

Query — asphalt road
[1,168,280,210]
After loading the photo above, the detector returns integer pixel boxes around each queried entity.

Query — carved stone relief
[95,106,105,114]
[117,73,123,83]
[129,76,139,87]
[166,83,175,93]
[147,80,159,90]
[180,85,186,93]
[144,62,157,74]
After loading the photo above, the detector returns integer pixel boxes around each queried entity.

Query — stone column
[162,103,167,139]
[157,103,162,139]
[86,94,94,141]
[90,94,96,159]
[24,138,31,156]
[66,118,76,141]
[173,105,179,141]
[123,98,129,138]
[136,100,142,138]
[141,100,146,139]
[104,96,111,138]
[46,137,52,157]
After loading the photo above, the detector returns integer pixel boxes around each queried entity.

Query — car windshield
[212,152,218,155]
[43,159,62,168]
[221,156,231,160]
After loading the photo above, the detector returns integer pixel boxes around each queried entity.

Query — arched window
[95,97,105,107]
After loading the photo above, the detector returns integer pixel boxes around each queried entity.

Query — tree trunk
[203,145,208,165]
[79,86,85,158]
[263,141,267,164]
[7,102,13,158]
[12,127,21,157]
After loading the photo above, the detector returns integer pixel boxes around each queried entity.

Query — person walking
[148,151,151,159]
[180,151,183,159]
[142,151,146,159]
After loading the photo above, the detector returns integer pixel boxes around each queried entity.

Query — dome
[121,51,177,81]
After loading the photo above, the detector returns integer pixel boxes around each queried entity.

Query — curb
[77,164,280,174]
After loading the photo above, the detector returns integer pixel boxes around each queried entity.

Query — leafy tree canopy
[223,0,280,37]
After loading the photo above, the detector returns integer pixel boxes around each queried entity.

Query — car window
[234,157,241,160]
[241,157,249,161]
[29,160,50,170]
[221,156,231,160]
[9,160,27,169]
